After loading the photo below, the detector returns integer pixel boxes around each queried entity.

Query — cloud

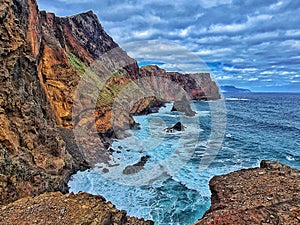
[248,78,259,81]
[57,0,96,4]
[36,0,300,92]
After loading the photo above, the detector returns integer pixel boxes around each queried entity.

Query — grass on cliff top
[67,52,88,74]
[67,52,102,83]
[67,52,140,107]
[97,72,132,107]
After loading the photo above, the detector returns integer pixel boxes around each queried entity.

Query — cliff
[1,0,139,204]
[139,65,220,101]
[194,161,300,225]
[0,0,73,204]
[2,1,298,225]
[221,85,251,93]
[1,0,220,201]
[0,0,220,223]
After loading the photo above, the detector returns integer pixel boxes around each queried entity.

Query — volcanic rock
[171,95,196,116]
[194,160,300,225]
[164,122,186,132]
[123,155,151,175]
[0,0,221,220]
[0,192,153,225]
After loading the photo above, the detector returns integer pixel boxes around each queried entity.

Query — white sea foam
[286,155,295,161]
[225,98,249,101]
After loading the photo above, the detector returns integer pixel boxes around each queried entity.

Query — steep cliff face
[139,65,220,101]
[37,7,139,128]
[0,0,141,203]
[194,161,300,225]
[0,0,220,208]
[0,0,72,204]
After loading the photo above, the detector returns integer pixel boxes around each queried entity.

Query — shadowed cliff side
[0,0,72,205]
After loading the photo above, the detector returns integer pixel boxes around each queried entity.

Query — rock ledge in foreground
[194,160,300,225]
[0,192,153,225]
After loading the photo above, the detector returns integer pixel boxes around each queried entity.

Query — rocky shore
[0,0,219,205]
[194,160,300,225]
[1,0,299,224]
[0,192,153,225]
[0,160,298,224]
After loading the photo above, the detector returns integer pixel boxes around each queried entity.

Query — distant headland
[221,85,252,93]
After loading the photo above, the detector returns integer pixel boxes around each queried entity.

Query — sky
[36,0,300,92]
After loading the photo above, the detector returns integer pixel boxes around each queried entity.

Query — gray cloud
[37,0,300,92]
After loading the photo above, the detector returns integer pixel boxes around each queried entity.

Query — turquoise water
[68,93,300,225]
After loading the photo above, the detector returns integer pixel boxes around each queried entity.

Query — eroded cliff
[0,0,72,205]
[139,65,220,101]
[0,0,220,223]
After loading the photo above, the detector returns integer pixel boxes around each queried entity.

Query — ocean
[68,92,300,225]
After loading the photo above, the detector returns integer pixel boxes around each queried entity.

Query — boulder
[171,95,196,116]
[164,122,186,133]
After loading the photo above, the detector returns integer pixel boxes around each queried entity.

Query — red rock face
[0,0,72,205]
[139,65,220,101]
[2,2,298,225]
[0,0,220,207]
[194,161,300,225]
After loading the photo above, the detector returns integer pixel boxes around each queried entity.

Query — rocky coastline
[0,160,298,224]
[0,0,299,224]
[0,0,219,204]
[194,160,300,225]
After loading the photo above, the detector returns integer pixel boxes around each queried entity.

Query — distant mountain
[221,85,251,93]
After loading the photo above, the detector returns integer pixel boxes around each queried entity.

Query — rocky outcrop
[164,122,186,132]
[171,95,196,116]
[0,192,153,225]
[194,161,300,225]
[0,0,72,205]
[123,155,151,175]
[131,96,165,115]
[0,0,220,221]
[139,65,220,101]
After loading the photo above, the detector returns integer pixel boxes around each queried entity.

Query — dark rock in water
[172,122,186,131]
[108,148,115,153]
[171,95,196,116]
[102,168,109,173]
[123,155,151,175]
[164,122,186,133]
[130,122,141,130]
